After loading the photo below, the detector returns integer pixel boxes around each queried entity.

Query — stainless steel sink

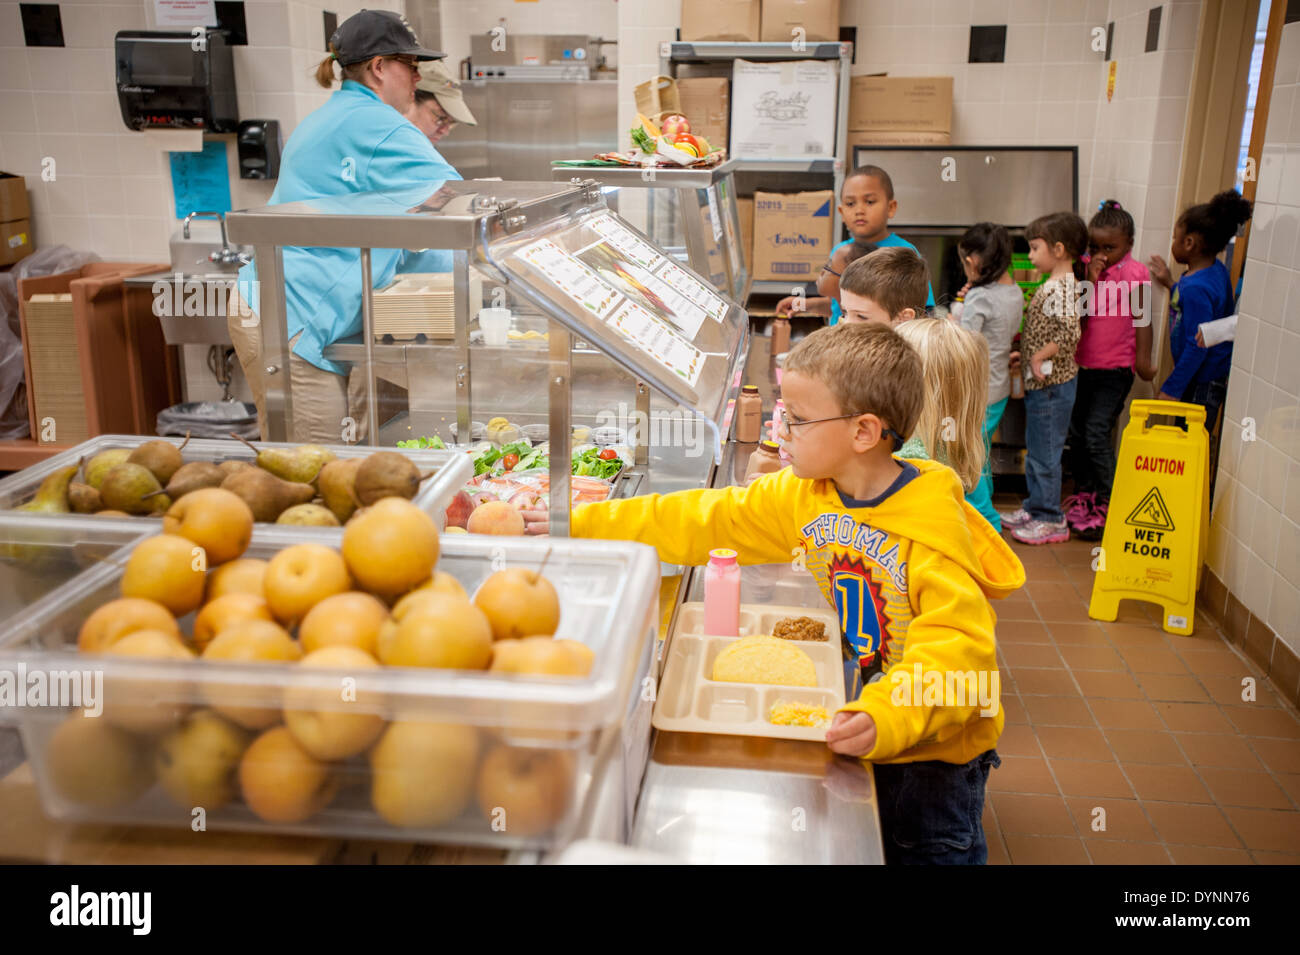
[125,215,253,346]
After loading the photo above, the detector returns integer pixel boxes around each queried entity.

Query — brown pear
[100,463,171,515]
[68,482,103,513]
[127,435,190,485]
[218,460,255,477]
[354,451,429,506]
[163,461,226,500]
[317,458,362,522]
[219,467,314,523]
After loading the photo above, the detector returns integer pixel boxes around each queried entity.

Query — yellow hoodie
[572,459,1026,766]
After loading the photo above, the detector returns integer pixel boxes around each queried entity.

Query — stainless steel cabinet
[437,79,618,182]
[850,146,1078,230]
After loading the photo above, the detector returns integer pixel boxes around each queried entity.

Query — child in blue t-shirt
[1147,190,1253,434]
[776,165,935,323]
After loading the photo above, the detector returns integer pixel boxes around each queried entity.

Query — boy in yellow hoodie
[572,323,1025,864]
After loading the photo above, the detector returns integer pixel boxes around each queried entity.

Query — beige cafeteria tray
[653,603,845,742]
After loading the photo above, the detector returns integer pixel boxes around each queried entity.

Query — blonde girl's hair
[895,319,989,491]
[315,43,371,89]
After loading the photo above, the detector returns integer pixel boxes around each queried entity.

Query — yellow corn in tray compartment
[769,700,830,728]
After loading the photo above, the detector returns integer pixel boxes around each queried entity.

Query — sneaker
[1012,519,1071,545]
[1076,499,1107,541]
[1064,492,1096,530]
[1000,507,1033,529]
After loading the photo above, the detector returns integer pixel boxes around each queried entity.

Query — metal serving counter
[226,179,751,537]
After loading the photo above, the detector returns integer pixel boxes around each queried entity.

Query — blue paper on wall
[169,141,231,219]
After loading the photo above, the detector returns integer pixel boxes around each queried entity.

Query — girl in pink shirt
[1064,200,1156,539]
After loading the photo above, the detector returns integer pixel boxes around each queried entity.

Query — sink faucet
[183,211,250,267]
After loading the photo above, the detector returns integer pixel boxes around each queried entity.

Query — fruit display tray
[0,514,149,619]
[0,528,660,850]
[653,603,845,742]
[0,435,474,529]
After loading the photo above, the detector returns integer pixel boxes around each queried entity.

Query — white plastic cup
[478,307,511,347]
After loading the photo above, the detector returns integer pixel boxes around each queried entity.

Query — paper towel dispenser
[115,29,238,133]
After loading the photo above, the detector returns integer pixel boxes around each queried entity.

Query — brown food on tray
[772,616,827,642]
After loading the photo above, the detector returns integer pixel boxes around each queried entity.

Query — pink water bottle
[769,399,785,443]
[704,548,741,636]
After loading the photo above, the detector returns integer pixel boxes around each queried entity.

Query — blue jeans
[874,750,1002,865]
[1182,376,1228,434]
[1023,377,1077,523]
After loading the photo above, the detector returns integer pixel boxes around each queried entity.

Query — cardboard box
[0,172,30,223]
[635,76,680,121]
[676,77,730,151]
[760,0,839,42]
[751,190,833,282]
[698,202,727,290]
[0,219,32,266]
[682,0,761,42]
[737,197,754,270]
[730,59,838,160]
[848,76,953,132]
[846,130,952,150]
[674,63,734,79]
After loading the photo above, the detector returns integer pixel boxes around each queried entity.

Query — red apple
[660,113,690,136]
[507,489,544,512]
[444,490,475,529]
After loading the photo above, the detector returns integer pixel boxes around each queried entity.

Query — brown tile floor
[985,531,1300,865]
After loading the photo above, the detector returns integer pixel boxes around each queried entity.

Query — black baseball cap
[329,10,444,66]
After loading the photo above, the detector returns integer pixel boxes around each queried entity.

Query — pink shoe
[1064,492,1096,530]
[1012,520,1071,545]
[1076,499,1107,541]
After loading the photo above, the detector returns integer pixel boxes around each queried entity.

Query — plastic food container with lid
[0,527,661,850]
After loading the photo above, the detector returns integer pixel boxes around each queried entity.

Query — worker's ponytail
[315,47,338,88]
[315,44,369,89]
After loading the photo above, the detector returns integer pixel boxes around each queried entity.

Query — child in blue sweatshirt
[1147,190,1253,433]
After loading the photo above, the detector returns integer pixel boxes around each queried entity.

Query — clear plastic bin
[0,527,659,850]
[0,514,149,620]
[0,435,474,530]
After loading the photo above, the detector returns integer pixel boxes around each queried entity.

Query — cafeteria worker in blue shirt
[774,165,934,324]
[230,10,460,442]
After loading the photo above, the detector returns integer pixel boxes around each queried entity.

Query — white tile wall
[0,0,403,263]
[1208,20,1300,652]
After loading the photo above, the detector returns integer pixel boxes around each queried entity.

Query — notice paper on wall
[154,0,217,28]
[169,140,232,219]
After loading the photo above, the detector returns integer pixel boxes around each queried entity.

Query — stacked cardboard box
[681,0,762,41]
[0,173,32,267]
[737,198,754,271]
[760,0,838,42]
[681,0,839,42]
[847,76,954,151]
[751,190,833,282]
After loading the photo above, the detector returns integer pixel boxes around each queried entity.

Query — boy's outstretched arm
[571,470,801,567]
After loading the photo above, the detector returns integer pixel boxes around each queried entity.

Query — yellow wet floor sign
[1089,400,1210,636]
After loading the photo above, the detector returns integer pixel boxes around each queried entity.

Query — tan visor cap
[416,59,478,126]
